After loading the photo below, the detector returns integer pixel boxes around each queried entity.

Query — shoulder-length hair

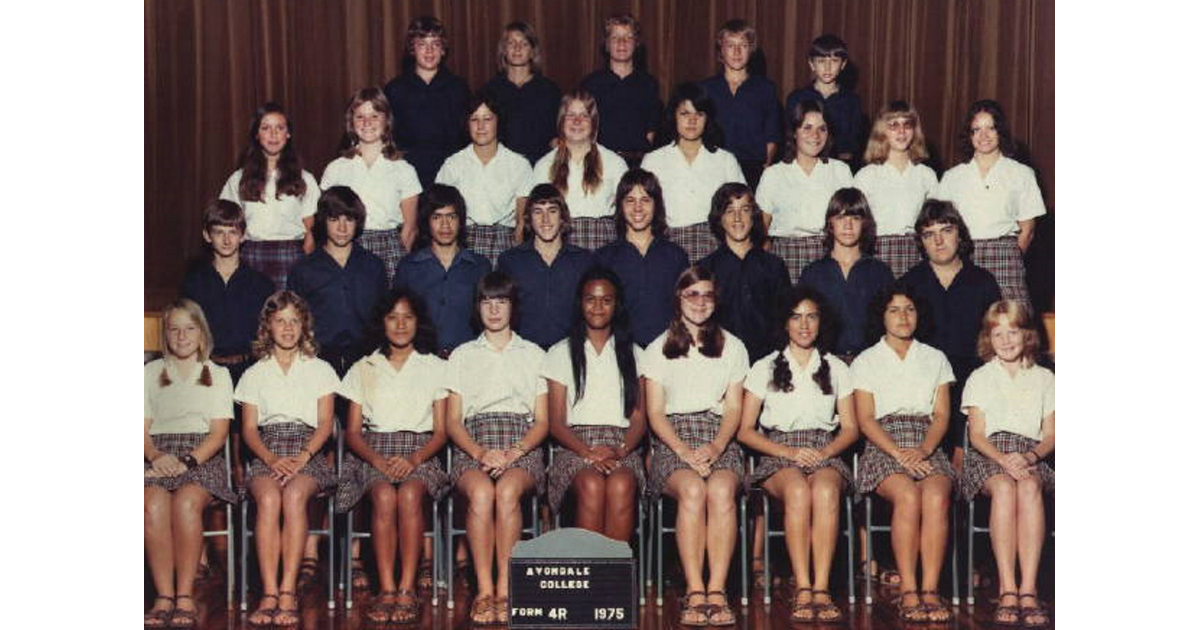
[768,285,833,395]
[865,282,929,343]
[158,298,215,387]
[613,168,669,239]
[524,183,573,241]
[549,91,603,196]
[415,184,469,250]
[312,186,367,245]
[496,21,543,74]
[663,266,725,359]
[405,16,451,62]
[657,82,724,153]
[822,187,878,256]
[977,299,1041,366]
[599,13,648,71]
[337,87,403,161]
[958,99,1017,162]
[863,100,929,165]
[369,289,438,356]
[252,290,319,359]
[237,102,308,202]
[707,182,767,248]
[566,267,639,417]
[781,99,832,164]
[470,271,520,333]
[912,199,975,262]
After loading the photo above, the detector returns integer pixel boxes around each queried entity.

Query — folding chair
[205,435,237,609]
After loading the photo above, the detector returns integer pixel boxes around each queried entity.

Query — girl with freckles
[643,266,748,627]
[235,291,339,627]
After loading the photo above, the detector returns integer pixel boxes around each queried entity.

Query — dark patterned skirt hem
[449,412,545,494]
[242,239,304,291]
[569,217,617,251]
[245,423,337,494]
[876,233,920,278]
[335,430,451,512]
[748,428,852,488]
[547,424,646,513]
[360,228,407,285]
[972,236,1030,308]
[772,235,826,283]
[466,224,512,267]
[647,410,745,501]
[959,431,1054,500]
[854,414,956,495]
[668,223,721,265]
[145,433,238,504]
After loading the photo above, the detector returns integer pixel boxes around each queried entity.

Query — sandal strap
[154,595,175,603]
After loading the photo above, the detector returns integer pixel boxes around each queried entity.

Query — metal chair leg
[761,494,771,607]
[845,495,856,604]
[739,493,749,607]
[864,496,874,605]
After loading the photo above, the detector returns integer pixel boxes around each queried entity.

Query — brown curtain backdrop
[145,0,1053,309]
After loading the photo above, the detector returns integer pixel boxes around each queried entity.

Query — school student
[595,169,689,347]
[382,16,470,189]
[334,290,451,624]
[936,99,1046,307]
[392,185,492,355]
[640,82,746,264]
[320,87,423,283]
[579,13,663,166]
[484,21,562,166]
[738,286,857,624]
[497,184,597,349]
[785,34,864,164]
[854,100,939,277]
[961,300,1054,629]
[446,272,549,626]
[145,299,237,628]
[435,90,534,265]
[698,18,781,187]
[756,99,854,281]
[544,268,646,540]
[235,291,340,627]
[219,102,319,290]
[643,266,749,628]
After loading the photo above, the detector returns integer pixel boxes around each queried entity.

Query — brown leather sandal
[366,591,396,624]
[144,595,174,628]
[791,587,815,623]
[993,591,1021,626]
[811,589,843,623]
[1018,594,1050,628]
[706,590,736,627]
[391,588,421,624]
[894,590,927,623]
[168,594,199,628]
[246,594,277,627]
[469,594,495,625]
[679,591,709,627]
[272,591,301,627]
[921,590,952,623]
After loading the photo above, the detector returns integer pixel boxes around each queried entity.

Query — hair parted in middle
[863,100,929,165]
[338,87,403,161]
[781,99,833,164]
[707,182,768,248]
[822,187,878,256]
[415,184,468,250]
[958,98,1017,162]
[253,290,319,360]
[237,101,308,203]
[768,285,833,395]
[663,265,725,359]
[497,21,543,74]
[613,168,670,239]
[566,267,640,418]
[158,298,216,387]
[550,90,603,196]
[368,288,439,356]
[523,183,572,241]
[658,82,724,153]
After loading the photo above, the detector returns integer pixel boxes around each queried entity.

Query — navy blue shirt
[799,256,895,356]
[900,260,1001,373]
[392,247,492,353]
[287,245,387,368]
[785,83,864,161]
[699,74,782,163]
[698,245,791,362]
[485,73,562,166]
[497,241,597,349]
[595,237,689,347]
[384,69,470,188]
[580,69,662,154]
[181,261,274,382]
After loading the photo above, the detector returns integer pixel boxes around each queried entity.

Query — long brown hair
[663,266,724,359]
[549,91,603,197]
[158,298,214,387]
[237,102,308,202]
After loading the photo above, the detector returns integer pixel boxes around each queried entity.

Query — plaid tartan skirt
[747,428,852,488]
[570,217,617,251]
[546,424,646,514]
[668,223,721,265]
[335,430,451,512]
[876,234,920,278]
[772,235,826,283]
[246,423,337,492]
[647,410,745,501]
[360,228,407,285]
[450,412,545,493]
[960,431,1054,500]
[855,414,956,494]
[145,433,238,504]
[973,236,1031,308]
[242,239,304,292]
[466,224,512,267]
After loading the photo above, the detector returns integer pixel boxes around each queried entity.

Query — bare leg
[762,468,813,590]
[875,474,922,613]
[493,468,536,600]
[1016,477,1045,600]
[916,474,953,620]
[369,482,399,594]
[602,469,637,542]
[704,470,740,625]
[457,469,497,597]
[571,468,607,534]
[171,484,213,614]
[396,480,429,593]
[663,470,709,597]
[808,469,843,593]
[984,476,1019,596]
[145,487,176,615]
[248,477,283,624]
[276,474,319,625]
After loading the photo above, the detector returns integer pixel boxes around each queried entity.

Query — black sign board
[508,528,637,629]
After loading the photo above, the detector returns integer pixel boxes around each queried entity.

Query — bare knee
[372,484,398,513]
[145,488,171,525]
[494,478,527,513]
[783,482,813,513]
[282,484,312,515]
[1016,477,1043,505]
[172,488,208,519]
[465,481,495,514]
[605,473,635,510]
[253,486,283,515]
[574,472,606,507]
[920,480,952,514]
[396,482,427,513]
[676,478,707,512]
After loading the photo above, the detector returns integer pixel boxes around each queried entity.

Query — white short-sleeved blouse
[339,351,449,433]
[144,359,234,435]
[850,338,955,419]
[935,156,1047,240]
[641,330,749,416]
[744,350,850,432]
[853,162,939,236]
[446,333,548,419]
[756,159,854,237]
[220,168,320,241]
[436,144,532,228]
[542,337,644,428]
[961,359,1054,440]
[640,144,746,228]
[233,354,340,428]
[525,145,629,219]
[320,154,423,231]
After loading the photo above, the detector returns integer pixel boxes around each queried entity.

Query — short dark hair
[313,186,366,244]
[707,182,767,248]
[809,33,848,59]
[406,16,450,60]
[471,270,520,333]
[416,184,468,250]
[524,183,572,241]
[958,99,1017,162]
[781,99,833,163]
[369,289,438,356]
[613,168,669,239]
[822,187,878,256]
[658,82,724,153]
[202,199,246,233]
[912,199,975,262]
[866,282,929,342]
[466,89,504,133]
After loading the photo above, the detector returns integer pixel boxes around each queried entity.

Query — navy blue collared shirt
[485,73,562,166]
[698,245,791,362]
[497,241,597,349]
[595,237,689,347]
[181,261,274,378]
[900,260,1001,375]
[785,83,864,161]
[392,247,492,353]
[383,69,470,188]
[580,68,662,154]
[799,256,895,356]
[287,244,387,368]
[699,74,782,163]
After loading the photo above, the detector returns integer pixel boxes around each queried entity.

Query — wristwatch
[180,454,199,470]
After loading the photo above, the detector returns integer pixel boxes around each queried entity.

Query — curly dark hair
[957,99,1017,162]
[768,285,833,395]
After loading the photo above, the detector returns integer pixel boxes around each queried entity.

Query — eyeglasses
[681,290,716,303]
[887,119,915,131]
[564,113,591,122]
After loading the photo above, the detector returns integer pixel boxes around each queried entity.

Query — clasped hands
[582,445,624,475]
[145,453,187,478]
[478,447,525,478]
[677,442,721,478]
[894,447,934,479]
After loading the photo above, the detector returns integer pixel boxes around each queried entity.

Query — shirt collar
[475,331,531,353]
[784,347,822,376]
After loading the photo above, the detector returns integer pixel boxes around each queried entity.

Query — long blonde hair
[158,298,214,387]
[550,91,603,197]
[863,100,929,165]
[252,291,320,360]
